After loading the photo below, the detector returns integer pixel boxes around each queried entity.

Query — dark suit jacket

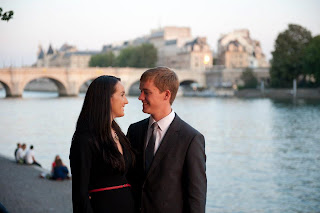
[127,113,206,213]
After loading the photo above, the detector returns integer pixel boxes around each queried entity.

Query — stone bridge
[0,67,206,97]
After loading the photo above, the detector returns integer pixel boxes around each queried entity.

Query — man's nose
[138,92,144,100]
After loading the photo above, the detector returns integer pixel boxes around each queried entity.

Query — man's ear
[164,90,171,101]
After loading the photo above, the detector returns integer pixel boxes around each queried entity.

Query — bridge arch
[0,80,12,97]
[22,76,68,97]
[180,80,198,86]
[127,80,141,96]
[77,77,96,94]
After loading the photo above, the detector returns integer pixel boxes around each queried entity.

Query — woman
[51,155,61,173]
[52,158,69,180]
[69,75,135,213]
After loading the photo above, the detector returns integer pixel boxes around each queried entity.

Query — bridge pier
[59,93,78,97]
[6,94,22,98]
[6,82,23,98]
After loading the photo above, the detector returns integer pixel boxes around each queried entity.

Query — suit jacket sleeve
[185,133,207,213]
[69,133,93,213]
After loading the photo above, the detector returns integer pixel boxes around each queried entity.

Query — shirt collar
[149,110,175,131]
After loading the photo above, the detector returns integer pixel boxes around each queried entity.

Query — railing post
[293,79,297,99]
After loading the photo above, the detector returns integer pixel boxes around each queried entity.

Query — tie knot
[151,122,158,130]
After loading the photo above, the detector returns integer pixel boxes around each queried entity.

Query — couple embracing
[69,67,207,213]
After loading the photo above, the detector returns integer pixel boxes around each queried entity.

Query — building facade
[102,26,213,71]
[217,29,269,68]
[35,44,99,68]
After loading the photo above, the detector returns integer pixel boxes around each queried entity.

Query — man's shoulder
[175,114,203,137]
[129,118,149,130]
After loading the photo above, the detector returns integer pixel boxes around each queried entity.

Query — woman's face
[111,81,128,119]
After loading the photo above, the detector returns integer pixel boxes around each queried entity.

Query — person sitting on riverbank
[24,145,42,167]
[14,143,21,162]
[15,143,26,164]
[51,158,69,180]
[51,155,61,174]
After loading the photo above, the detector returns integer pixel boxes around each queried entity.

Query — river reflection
[0,91,319,212]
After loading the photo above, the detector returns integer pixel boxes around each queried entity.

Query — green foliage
[302,35,320,86]
[0,8,14,21]
[89,52,115,67]
[240,68,258,88]
[116,43,157,68]
[270,24,312,87]
[89,52,116,67]
[136,43,158,68]
[89,43,157,68]
[116,47,136,67]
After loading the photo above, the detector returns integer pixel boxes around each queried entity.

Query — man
[14,143,21,162]
[16,143,26,164]
[24,145,41,167]
[127,67,206,213]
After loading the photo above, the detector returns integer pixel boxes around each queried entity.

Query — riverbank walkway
[0,154,72,213]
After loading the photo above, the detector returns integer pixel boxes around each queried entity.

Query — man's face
[138,79,166,115]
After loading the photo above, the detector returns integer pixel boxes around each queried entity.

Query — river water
[0,91,319,213]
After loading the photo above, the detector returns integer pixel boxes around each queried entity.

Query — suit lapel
[141,118,150,171]
[145,114,181,178]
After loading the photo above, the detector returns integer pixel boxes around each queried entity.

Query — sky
[1,0,319,68]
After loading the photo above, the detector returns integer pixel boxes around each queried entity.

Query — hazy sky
[1,0,319,68]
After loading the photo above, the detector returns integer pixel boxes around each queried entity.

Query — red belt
[89,184,131,193]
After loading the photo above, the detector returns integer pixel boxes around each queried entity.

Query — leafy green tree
[270,24,312,87]
[116,43,157,68]
[240,68,258,88]
[89,43,157,68]
[89,52,115,67]
[302,35,320,86]
[0,8,14,21]
[116,47,136,67]
[135,43,157,68]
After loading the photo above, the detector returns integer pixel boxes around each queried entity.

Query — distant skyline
[1,0,319,68]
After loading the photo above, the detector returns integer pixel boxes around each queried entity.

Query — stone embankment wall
[235,88,320,99]
[1,80,319,99]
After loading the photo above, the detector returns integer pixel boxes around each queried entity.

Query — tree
[135,43,157,68]
[89,43,157,68]
[240,68,258,88]
[270,24,312,87]
[89,52,115,67]
[116,43,157,68]
[0,8,14,21]
[116,47,136,67]
[302,35,320,86]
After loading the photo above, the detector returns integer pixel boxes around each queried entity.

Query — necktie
[145,122,158,173]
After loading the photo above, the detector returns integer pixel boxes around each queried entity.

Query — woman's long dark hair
[75,75,134,173]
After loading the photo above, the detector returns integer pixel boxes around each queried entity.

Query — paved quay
[0,155,72,213]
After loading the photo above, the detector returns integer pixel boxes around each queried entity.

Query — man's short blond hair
[140,67,179,105]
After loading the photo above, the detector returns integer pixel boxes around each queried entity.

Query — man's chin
[142,107,151,114]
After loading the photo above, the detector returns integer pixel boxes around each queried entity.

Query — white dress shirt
[16,148,25,161]
[24,149,34,164]
[146,110,175,154]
